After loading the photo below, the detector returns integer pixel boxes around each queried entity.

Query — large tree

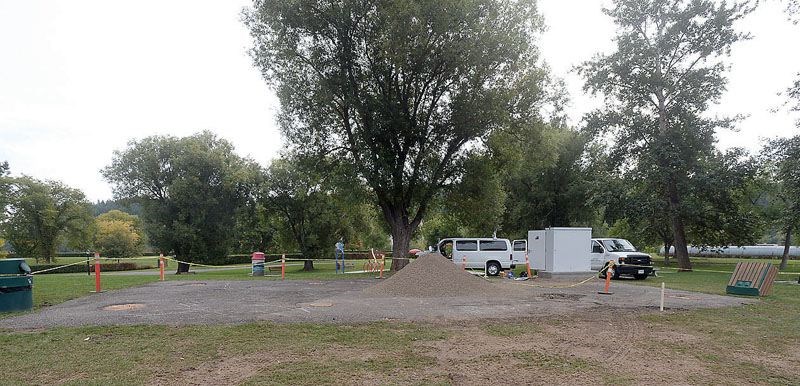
[244,0,548,269]
[763,136,800,270]
[1,177,93,263]
[579,0,751,270]
[103,131,260,273]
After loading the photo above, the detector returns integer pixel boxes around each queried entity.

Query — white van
[590,238,653,279]
[436,238,526,276]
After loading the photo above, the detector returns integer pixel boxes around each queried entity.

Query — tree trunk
[780,227,792,271]
[667,179,692,271]
[390,225,412,272]
[302,260,315,271]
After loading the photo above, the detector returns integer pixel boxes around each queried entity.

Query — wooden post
[159,253,165,281]
[379,254,385,279]
[461,255,466,270]
[281,254,286,280]
[93,252,102,293]
[660,282,665,311]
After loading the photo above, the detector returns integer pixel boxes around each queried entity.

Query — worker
[335,238,345,273]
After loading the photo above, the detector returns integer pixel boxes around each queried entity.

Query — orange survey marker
[92,252,102,293]
[461,255,467,270]
[598,261,614,295]
[525,253,532,279]
[281,254,286,280]
[379,254,385,279]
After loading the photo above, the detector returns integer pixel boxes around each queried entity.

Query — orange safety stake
[159,253,165,281]
[598,260,614,295]
[525,253,532,279]
[461,255,467,270]
[281,254,286,280]
[92,252,102,293]
[379,254,385,279]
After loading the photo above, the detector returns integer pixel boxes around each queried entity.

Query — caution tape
[513,275,597,289]
[30,259,94,275]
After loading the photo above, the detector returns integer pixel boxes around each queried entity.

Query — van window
[592,241,604,254]
[439,240,453,259]
[480,240,507,251]
[455,240,477,251]
[513,241,526,251]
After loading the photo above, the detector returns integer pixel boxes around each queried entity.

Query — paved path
[0,278,755,330]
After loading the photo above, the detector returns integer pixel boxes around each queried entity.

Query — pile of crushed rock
[363,253,502,297]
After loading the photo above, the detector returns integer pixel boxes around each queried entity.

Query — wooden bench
[726,262,778,296]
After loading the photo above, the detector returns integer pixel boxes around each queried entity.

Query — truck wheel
[486,262,501,276]
[634,274,648,280]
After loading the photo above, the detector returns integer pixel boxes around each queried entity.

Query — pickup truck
[591,238,653,280]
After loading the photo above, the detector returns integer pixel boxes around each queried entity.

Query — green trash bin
[0,259,33,312]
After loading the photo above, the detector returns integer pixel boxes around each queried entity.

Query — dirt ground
[147,309,799,386]
[3,276,792,385]
[0,277,751,329]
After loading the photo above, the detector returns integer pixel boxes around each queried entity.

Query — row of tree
[0,162,147,262]
[242,0,800,271]
[102,132,389,272]
[1,137,389,269]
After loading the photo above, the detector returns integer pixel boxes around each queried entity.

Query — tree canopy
[103,131,260,272]
[94,210,146,258]
[579,0,752,270]
[762,135,800,269]
[1,176,93,263]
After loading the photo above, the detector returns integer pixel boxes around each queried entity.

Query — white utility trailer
[528,227,593,276]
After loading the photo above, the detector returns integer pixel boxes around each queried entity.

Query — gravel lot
[0,276,753,330]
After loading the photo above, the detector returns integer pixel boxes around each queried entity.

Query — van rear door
[512,239,527,265]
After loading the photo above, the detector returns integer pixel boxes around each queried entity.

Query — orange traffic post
[525,253,532,279]
[159,253,165,281]
[598,261,614,295]
[93,252,102,293]
[461,255,466,270]
[281,254,286,280]
[379,254,385,279]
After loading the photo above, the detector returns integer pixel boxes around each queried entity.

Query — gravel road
[0,277,753,330]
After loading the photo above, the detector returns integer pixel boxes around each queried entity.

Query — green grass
[0,322,449,386]
[629,258,800,384]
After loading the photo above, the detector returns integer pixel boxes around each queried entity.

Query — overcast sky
[1,0,798,201]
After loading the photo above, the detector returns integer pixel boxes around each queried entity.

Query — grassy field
[1,256,799,384]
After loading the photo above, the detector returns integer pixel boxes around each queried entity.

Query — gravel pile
[363,253,501,297]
